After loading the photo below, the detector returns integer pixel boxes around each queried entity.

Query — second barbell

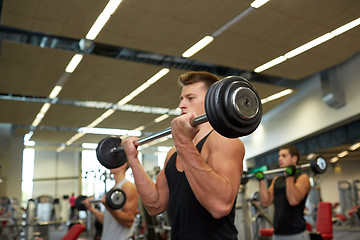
[241,155,327,185]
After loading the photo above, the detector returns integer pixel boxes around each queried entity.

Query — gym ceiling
[0,0,360,162]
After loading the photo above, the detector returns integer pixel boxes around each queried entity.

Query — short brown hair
[280,145,300,164]
[178,71,220,89]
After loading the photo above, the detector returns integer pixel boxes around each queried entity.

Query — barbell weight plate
[223,79,262,136]
[205,76,262,138]
[310,155,327,174]
[74,195,87,211]
[96,137,127,169]
[241,171,249,185]
[106,188,127,209]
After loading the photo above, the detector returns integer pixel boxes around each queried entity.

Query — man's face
[178,81,207,116]
[278,149,297,167]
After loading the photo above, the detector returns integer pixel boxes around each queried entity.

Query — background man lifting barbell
[256,145,311,240]
[120,71,259,239]
[82,163,138,240]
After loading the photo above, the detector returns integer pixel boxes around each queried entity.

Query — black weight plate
[96,137,127,169]
[205,80,232,137]
[74,195,87,211]
[223,78,262,136]
[310,155,327,174]
[206,76,262,138]
[106,188,127,209]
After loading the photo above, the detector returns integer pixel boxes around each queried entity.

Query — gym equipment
[96,76,262,169]
[74,188,126,210]
[241,155,327,184]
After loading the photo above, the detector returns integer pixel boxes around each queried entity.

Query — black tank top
[273,173,307,235]
[165,132,238,240]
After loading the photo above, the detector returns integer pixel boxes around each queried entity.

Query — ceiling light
[31,118,42,127]
[40,103,51,114]
[101,109,115,119]
[134,126,145,131]
[103,0,123,15]
[261,89,293,104]
[284,33,334,59]
[65,54,83,73]
[306,153,317,160]
[86,0,123,40]
[24,131,34,142]
[86,13,111,40]
[56,144,66,153]
[49,86,62,99]
[349,142,360,151]
[337,150,349,158]
[330,157,339,163]
[332,17,360,36]
[251,0,270,8]
[182,36,214,58]
[78,127,141,136]
[118,68,170,106]
[147,68,170,84]
[87,117,106,128]
[154,114,170,123]
[66,132,85,146]
[82,143,98,149]
[254,17,360,73]
[254,56,286,73]
[24,141,35,147]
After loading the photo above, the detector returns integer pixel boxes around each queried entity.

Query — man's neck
[114,172,125,184]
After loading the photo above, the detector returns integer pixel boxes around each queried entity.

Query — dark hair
[280,145,300,164]
[178,71,220,89]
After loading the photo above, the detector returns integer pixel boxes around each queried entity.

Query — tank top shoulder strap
[196,130,213,153]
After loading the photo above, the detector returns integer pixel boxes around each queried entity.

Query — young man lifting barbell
[121,71,248,239]
[82,163,138,240]
[256,145,311,240]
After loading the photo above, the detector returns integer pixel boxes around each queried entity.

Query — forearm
[128,156,163,214]
[285,177,304,205]
[88,207,104,224]
[177,143,236,218]
[258,180,272,207]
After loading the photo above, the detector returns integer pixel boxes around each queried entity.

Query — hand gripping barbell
[75,188,127,210]
[96,76,262,169]
[241,155,327,185]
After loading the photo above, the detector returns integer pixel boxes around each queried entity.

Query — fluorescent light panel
[254,17,360,73]
[330,157,339,163]
[78,127,141,137]
[182,36,214,58]
[65,54,83,73]
[251,0,270,8]
[338,150,349,158]
[86,0,123,40]
[154,114,169,123]
[261,89,293,104]
[349,142,360,151]
[49,86,62,99]
[118,68,169,106]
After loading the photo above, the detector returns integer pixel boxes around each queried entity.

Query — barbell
[96,76,262,169]
[241,155,327,185]
[75,188,127,210]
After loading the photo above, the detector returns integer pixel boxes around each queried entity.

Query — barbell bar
[241,155,327,185]
[75,188,127,210]
[96,76,262,169]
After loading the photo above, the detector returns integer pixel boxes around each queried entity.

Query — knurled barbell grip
[111,114,208,153]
